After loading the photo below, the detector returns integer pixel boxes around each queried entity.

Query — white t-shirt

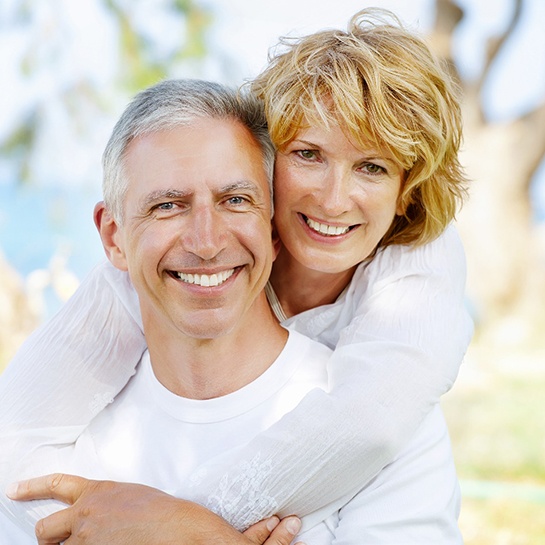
[1,331,462,544]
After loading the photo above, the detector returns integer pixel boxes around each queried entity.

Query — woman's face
[273,123,404,275]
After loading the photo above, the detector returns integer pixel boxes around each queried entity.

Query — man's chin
[172,310,239,340]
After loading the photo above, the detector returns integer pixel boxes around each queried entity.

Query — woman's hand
[7,473,303,545]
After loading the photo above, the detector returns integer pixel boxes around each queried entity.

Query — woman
[1,7,472,539]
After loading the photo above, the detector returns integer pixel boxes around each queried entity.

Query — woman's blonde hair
[251,8,467,247]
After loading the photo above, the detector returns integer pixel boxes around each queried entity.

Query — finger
[243,516,280,543]
[262,516,302,545]
[34,509,72,545]
[6,473,86,504]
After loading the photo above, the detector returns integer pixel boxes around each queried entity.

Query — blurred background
[0,0,544,542]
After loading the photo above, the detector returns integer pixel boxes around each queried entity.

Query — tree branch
[431,0,464,83]
[521,101,545,191]
[476,0,523,97]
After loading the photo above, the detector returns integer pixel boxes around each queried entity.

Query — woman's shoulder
[365,223,464,273]
[349,223,466,295]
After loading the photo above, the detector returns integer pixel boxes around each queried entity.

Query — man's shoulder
[285,329,333,359]
[274,330,332,384]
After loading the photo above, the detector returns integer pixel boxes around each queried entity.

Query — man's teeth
[306,217,350,236]
[176,269,235,287]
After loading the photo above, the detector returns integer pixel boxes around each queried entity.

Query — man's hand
[7,473,303,545]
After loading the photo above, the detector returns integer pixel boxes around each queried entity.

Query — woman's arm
[0,260,145,529]
[328,405,463,544]
[183,225,473,530]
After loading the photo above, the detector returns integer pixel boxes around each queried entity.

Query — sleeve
[329,405,463,544]
[184,225,473,531]
[0,260,145,534]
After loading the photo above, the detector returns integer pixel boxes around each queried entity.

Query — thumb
[243,516,302,545]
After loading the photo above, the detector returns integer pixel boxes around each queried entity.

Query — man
[3,79,462,544]
[1,79,303,545]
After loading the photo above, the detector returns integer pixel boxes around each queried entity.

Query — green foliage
[0,0,214,184]
[0,109,38,184]
[102,0,213,93]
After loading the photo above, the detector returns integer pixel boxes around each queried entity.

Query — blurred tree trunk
[431,0,545,348]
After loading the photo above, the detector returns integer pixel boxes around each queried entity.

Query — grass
[458,497,545,545]
[443,342,545,542]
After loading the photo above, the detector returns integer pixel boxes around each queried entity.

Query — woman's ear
[94,201,128,271]
[396,175,408,216]
[396,197,406,216]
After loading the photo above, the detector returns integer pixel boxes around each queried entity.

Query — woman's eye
[297,149,317,160]
[362,163,386,175]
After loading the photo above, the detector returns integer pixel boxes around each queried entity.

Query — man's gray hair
[102,79,275,222]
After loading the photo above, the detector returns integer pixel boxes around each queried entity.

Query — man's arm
[7,474,304,545]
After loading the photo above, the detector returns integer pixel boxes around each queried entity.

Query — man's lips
[170,267,237,287]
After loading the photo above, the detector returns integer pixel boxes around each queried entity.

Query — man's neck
[143,296,288,400]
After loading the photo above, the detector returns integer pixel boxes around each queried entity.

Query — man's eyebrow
[217,180,264,196]
[220,180,261,192]
[139,189,190,210]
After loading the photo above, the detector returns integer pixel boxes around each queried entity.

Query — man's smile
[171,267,237,287]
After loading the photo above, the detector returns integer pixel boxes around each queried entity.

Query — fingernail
[286,517,301,535]
[5,482,18,499]
[266,516,280,531]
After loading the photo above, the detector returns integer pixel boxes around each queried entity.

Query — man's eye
[227,196,246,205]
[157,202,174,210]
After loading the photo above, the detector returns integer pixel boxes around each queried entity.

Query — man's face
[106,117,274,341]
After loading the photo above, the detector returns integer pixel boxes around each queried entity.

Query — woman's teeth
[306,217,350,236]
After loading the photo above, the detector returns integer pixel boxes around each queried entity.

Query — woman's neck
[270,246,356,318]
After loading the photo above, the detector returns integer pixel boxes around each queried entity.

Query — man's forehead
[122,120,270,212]
[126,118,263,164]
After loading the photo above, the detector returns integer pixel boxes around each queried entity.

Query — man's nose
[181,206,227,260]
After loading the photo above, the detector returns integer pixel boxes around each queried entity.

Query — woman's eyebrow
[290,139,317,148]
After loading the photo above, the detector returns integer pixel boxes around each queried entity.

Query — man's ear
[94,201,128,271]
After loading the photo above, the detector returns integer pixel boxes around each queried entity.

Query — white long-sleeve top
[0,223,473,532]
